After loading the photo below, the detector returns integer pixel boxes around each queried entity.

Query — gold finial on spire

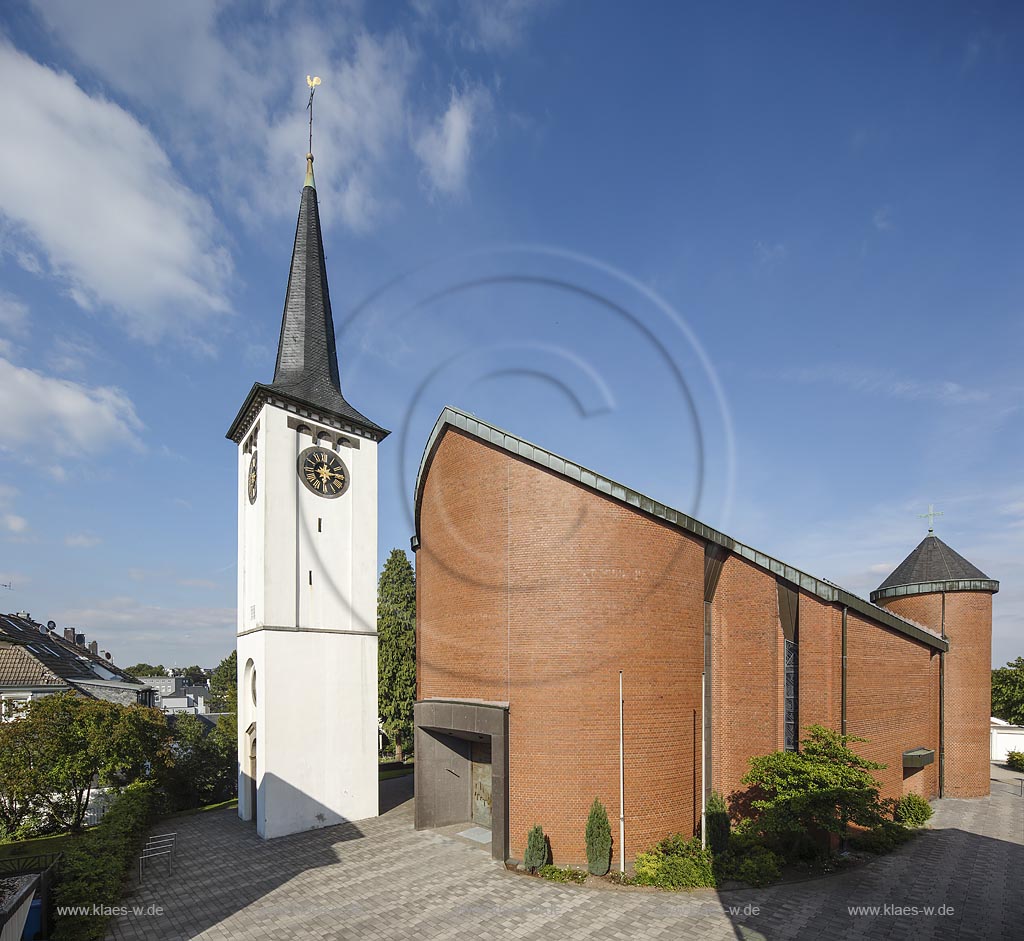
[305,75,321,186]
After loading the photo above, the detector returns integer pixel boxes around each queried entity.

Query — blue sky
[0,1,1021,669]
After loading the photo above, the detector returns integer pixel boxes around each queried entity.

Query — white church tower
[226,152,386,839]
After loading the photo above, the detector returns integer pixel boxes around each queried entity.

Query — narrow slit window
[318,518,322,533]
[308,570,313,586]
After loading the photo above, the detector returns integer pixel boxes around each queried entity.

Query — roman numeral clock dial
[297,446,349,498]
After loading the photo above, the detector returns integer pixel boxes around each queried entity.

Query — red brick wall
[797,593,842,734]
[417,429,705,864]
[845,611,940,800]
[877,591,992,797]
[709,554,781,802]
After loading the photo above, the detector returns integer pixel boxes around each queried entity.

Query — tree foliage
[992,657,1024,725]
[124,663,165,678]
[377,549,416,759]
[159,713,236,811]
[175,665,207,685]
[0,693,172,834]
[209,650,237,713]
[738,725,887,854]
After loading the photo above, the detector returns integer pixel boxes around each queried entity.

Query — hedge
[52,781,158,941]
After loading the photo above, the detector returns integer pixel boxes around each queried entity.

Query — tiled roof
[0,614,150,692]
[0,642,64,688]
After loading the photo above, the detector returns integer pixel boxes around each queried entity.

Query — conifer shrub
[584,798,612,876]
[704,790,730,855]
[893,793,933,828]
[523,824,548,872]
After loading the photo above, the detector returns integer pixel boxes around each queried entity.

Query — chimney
[75,633,86,647]
[88,640,99,656]
[64,628,75,643]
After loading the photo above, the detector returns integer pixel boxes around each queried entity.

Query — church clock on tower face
[297,446,349,498]
[247,453,258,505]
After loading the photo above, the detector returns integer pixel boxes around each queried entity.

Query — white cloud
[786,365,990,405]
[414,86,491,195]
[873,206,893,231]
[30,3,501,232]
[65,533,101,549]
[415,0,550,51]
[755,241,788,268]
[178,578,218,589]
[47,335,100,376]
[0,357,143,455]
[0,43,232,343]
[0,291,29,337]
[3,515,27,534]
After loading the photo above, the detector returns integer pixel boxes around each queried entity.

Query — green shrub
[52,782,157,941]
[893,793,933,828]
[704,791,730,855]
[712,829,782,887]
[633,833,716,889]
[848,821,915,855]
[523,824,548,872]
[538,864,586,884]
[585,798,612,876]
[737,725,889,861]
[1006,750,1024,773]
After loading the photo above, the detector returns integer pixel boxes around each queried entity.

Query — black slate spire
[226,155,387,443]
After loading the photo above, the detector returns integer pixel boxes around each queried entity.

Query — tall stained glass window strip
[784,639,798,752]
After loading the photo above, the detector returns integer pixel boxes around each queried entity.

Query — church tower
[871,525,998,798]
[227,153,388,839]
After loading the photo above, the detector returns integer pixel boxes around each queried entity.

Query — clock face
[298,446,349,498]
[247,453,258,504]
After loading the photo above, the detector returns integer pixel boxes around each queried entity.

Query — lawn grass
[159,798,239,820]
[379,768,414,780]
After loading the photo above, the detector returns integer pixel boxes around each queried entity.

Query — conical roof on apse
[870,533,998,603]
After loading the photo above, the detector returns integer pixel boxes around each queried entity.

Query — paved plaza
[107,767,1024,941]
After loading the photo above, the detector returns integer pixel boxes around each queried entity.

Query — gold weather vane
[306,75,321,155]
[919,503,943,534]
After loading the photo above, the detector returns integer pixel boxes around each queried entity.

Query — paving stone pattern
[108,769,1024,940]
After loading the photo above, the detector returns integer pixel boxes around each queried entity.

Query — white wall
[236,399,380,838]
[991,723,1024,762]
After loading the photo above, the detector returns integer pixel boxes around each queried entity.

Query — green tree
[161,713,236,810]
[992,657,1024,725]
[209,650,237,713]
[124,663,166,678]
[739,725,887,857]
[377,549,416,760]
[0,693,172,832]
[175,665,207,685]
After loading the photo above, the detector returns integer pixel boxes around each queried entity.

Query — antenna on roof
[919,504,943,534]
